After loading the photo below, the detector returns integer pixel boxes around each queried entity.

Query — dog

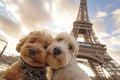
[46,32,91,80]
[0,30,52,80]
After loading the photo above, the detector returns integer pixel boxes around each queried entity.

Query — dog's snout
[53,47,62,55]
[28,48,37,55]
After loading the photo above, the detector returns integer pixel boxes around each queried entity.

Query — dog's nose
[53,47,62,55]
[28,48,37,55]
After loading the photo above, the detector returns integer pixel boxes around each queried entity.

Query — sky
[0,0,120,65]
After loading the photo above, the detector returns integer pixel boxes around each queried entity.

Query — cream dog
[46,32,91,80]
[0,30,52,80]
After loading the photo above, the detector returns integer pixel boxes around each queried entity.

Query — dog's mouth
[23,55,46,67]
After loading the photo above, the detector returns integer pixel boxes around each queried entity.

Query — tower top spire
[76,0,90,22]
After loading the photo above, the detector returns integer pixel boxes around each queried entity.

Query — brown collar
[19,57,47,80]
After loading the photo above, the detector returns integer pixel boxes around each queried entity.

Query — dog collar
[19,58,47,80]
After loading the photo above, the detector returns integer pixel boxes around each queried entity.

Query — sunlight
[0,30,19,56]
[18,0,24,4]
[44,1,50,13]
[6,3,18,14]
[0,30,16,42]
[21,27,30,35]
[78,63,95,77]
[0,2,4,7]
[51,2,73,33]
[103,68,110,78]
[77,34,84,42]
[77,37,84,42]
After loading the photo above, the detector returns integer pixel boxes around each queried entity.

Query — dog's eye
[68,45,73,50]
[57,38,63,42]
[44,46,48,49]
[29,40,36,43]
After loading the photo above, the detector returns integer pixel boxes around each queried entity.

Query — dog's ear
[16,37,27,52]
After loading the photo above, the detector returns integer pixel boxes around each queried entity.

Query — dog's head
[16,30,52,67]
[46,32,79,69]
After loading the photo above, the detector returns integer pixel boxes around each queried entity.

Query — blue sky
[0,0,120,65]
[88,0,120,33]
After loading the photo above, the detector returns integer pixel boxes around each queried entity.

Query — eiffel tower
[71,0,120,80]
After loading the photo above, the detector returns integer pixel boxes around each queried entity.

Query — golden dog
[0,30,52,80]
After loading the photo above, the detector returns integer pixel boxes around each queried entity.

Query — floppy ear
[16,37,27,52]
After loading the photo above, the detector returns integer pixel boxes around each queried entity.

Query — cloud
[52,0,79,33]
[109,36,120,45]
[91,11,109,42]
[0,13,21,37]
[92,19,105,32]
[0,34,6,40]
[108,48,120,64]
[4,0,52,29]
[0,1,4,7]
[112,9,120,29]
[113,28,120,35]
[90,11,120,63]
[3,0,79,33]
[18,0,52,27]
[52,0,79,13]
[91,18,111,44]
[96,11,108,18]
[92,11,108,32]
[108,9,120,49]
[103,35,120,48]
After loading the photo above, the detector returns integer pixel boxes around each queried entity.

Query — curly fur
[0,30,52,80]
[46,32,91,80]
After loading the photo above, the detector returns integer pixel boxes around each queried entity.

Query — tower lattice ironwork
[71,0,120,80]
